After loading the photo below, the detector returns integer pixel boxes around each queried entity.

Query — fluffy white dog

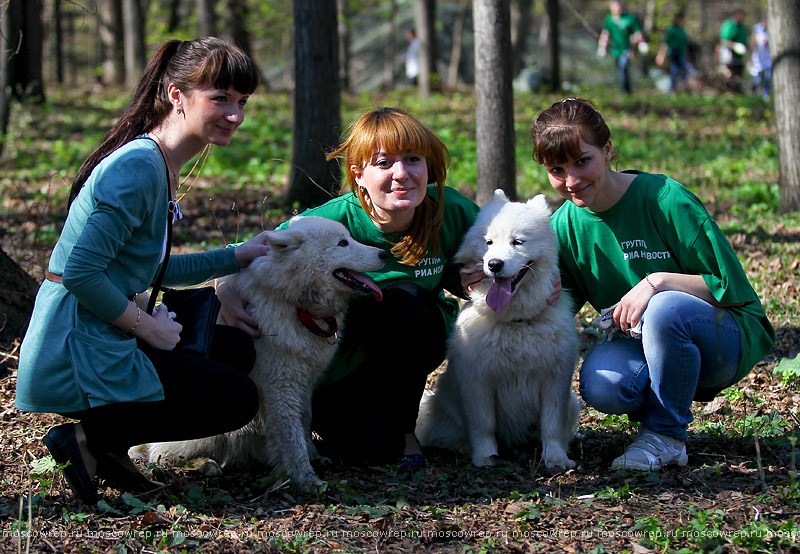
[416,190,580,470]
[132,216,386,487]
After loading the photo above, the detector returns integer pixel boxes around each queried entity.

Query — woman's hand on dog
[216,281,261,338]
[234,231,271,269]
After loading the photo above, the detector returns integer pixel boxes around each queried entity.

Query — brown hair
[69,37,259,206]
[326,107,449,266]
[531,97,612,166]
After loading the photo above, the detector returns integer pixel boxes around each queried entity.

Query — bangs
[533,125,585,166]
[198,49,259,95]
[354,112,436,162]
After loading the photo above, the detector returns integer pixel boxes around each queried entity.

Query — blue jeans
[579,291,741,442]
[752,67,772,99]
[615,50,632,93]
[669,54,693,92]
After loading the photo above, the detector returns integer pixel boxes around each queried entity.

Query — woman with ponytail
[17,37,268,504]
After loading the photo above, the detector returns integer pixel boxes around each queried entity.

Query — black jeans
[311,282,446,464]
[65,325,259,457]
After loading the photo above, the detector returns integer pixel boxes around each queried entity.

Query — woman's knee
[579,341,648,415]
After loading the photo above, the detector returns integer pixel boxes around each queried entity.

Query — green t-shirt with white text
[551,171,775,388]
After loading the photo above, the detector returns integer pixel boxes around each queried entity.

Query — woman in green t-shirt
[530,98,774,471]
[219,108,479,469]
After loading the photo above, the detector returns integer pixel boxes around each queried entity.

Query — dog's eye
[485,239,493,246]
[512,239,525,246]
[337,239,349,247]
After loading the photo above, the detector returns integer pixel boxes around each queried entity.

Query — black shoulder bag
[145,201,221,358]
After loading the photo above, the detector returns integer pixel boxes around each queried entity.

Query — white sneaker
[611,428,688,471]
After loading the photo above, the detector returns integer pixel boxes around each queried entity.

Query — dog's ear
[526,194,552,215]
[266,229,303,257]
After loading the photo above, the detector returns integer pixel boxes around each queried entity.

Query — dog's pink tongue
[486,276,513,312]
[353,272,383,301]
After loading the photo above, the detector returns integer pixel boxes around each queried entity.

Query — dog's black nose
[487,258,504,273]
[378,250,388,260]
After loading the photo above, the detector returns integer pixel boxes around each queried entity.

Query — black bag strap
[146,201,175,315]
[146,134,176,316]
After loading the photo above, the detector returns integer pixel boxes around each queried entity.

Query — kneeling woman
[531,98,774,470]
[220,107,479,467]
[16,38,268,503]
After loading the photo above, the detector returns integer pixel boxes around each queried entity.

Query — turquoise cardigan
[16,138,240,413]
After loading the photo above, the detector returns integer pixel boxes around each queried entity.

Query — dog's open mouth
[333,269,383,301]
[486,262,532,312]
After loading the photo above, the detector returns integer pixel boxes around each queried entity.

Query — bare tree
[414,0,438,98]
[769,0,800,212]
[510,0,532,77]
[384,0,398,90]
[447,0,469,88]
[336,0,351,93]
[546,0,559,91]
[3,0,45,102]
[286,0,342,209]
[198,0,218,37]
[474,0,516,204]
[122,0,146,87]
[99,0,125,85]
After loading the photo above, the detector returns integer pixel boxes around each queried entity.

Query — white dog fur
[416,190,581,470]
[131,216,386,487]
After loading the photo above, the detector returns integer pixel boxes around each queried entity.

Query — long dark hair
[326,107,449,266]
[68,37,259,206]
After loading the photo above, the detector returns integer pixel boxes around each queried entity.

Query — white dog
[132,216,385,487]
[416,190,580,470]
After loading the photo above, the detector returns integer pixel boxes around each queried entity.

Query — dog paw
[189,457,224,477]
[543,455,576,471]
[472,454,500,467]
[293,472,325,490]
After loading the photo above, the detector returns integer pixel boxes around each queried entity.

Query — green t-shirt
[665,25,688,58]
[551,171,775,386]
[720,19,749,59]
[278,185,479,384]
[603,12,642,59]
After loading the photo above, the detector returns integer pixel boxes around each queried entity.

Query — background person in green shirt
[719,8,749,93]
[530,98,775,471]
[656,12,695,93]
[219,107,479,469]
[597,0,645,94]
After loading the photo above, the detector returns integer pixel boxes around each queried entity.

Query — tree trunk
[769,0,800,212]
[99,0,124,85]
[5,0,45,102]
[414,0,438,98]
[336,0,351,93]
[0,0,11,159]
[286,0,342,209]
[0,247,39,346]
[168,0,182,32]
[473,0,516,205]
[198,0,218,37]
[53,0,64,83]
[447,0,468,88]
[546,0,559,91]
[510,0,532,77]
[384,0,397,90]
[122,0,146,88]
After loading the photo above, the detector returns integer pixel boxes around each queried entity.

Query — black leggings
[64,325,259,457]
[311,282,446,464]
